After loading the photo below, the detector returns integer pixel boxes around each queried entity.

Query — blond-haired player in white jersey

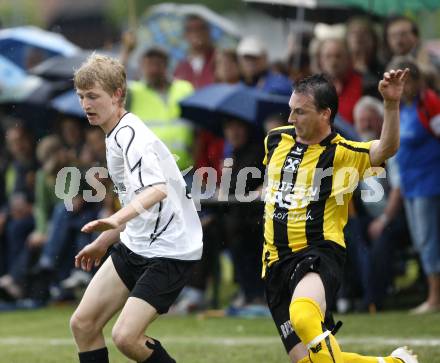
[69,54,202,363]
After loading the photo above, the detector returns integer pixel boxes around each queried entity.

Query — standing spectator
[350,96,408,312]
[215,49,241,85]
[127,47,194,171]
[384,16,440,91]
[223,118,265,308]
[346,17,384,98]
[388,57,440,313]
[237,36,292,96]
[170,14,224,314]
[318,38,363,124]
[174,14,216,88]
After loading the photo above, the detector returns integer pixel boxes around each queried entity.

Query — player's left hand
[81,217,119,233]
[378,68,410,103]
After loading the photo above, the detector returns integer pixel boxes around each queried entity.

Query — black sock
[78,347,109,363]
[141,339,176,363]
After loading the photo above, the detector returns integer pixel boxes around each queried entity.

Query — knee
[70,312,99,338]
[111,325,136,355]
[289,297,324,335]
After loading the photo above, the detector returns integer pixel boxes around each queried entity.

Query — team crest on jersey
[291,145,304,155]
[283,156,301,173]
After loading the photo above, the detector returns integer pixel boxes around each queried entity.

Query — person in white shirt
[70,54,203,363]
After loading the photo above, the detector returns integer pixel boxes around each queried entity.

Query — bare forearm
[110,184,167,226]
[95,224,125,249]
[381,100,400,153]
[370,100,400,166]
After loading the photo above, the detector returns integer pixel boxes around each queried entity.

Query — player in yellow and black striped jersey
[262,71,418,363]
[262,127,374,276]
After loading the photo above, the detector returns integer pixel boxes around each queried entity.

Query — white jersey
[105,112,202,260]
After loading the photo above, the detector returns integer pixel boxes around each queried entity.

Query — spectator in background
[174,14,216,88]
[79,127,107,168]
[318,38,362,124]
[215,49,241,85]
[126,47,194,171]
[222,118,265,310]
[58,116,84,160]
[4,122,37,200]
[237,36,292,96]
[174,14,224,183]
[388,57,440,314]
[346,17,384,98]
[287,52,312,85]
[0,135,66,302]
[0,192,34,301]
[384,15,440,91]
[263,113,288,134]
[169,14,222,315]
[350,96,408,312]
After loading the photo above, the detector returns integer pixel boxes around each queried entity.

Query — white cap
[237,36,266,57]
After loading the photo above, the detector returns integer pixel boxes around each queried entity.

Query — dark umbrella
[29,52,91,81]
[243,0,374,24]
[50,89,85,118]
[29,50,137,81]
[180,83,290,136]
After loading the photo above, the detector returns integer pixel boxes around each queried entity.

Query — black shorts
[111,243,196,314]
[264,241,346,352]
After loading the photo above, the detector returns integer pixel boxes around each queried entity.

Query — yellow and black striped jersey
[262,126,375,277]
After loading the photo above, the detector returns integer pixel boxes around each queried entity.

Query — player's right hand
[75,242,107,271]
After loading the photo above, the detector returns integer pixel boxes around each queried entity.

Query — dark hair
[184,14,209,32]
[142,46,169,64]
[387,56,420,80]
[294,74,338,123]
[384,15,419,51]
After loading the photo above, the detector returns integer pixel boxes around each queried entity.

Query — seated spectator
[0,192,34,300]
[4,121,38,199]
[57,116,84,160]
[0,135,73,302]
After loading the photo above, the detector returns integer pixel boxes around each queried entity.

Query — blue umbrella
[51,89,85,118]
[132,4,240,70]
[180,83,290,135]
[0,26,79,70]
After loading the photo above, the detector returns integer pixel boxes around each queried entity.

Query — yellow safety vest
[128,80,194,171]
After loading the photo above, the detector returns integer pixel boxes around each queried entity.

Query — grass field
[0,306,439,363]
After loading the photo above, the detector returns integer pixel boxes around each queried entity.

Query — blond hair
[74,53,127,106]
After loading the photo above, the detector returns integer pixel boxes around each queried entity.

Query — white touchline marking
[0,336,439,347]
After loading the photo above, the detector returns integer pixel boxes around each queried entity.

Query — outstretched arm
[76,184,167,271]
[369,68,409,166]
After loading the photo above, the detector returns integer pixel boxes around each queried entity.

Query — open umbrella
[0,54,41,103]
[338,0,440,16]
[30,50,137,81]
[180,83,290,135]
[50,89,85,118]
[131,3,241,70]
[243,0,370,24]
[0,26,79,70]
